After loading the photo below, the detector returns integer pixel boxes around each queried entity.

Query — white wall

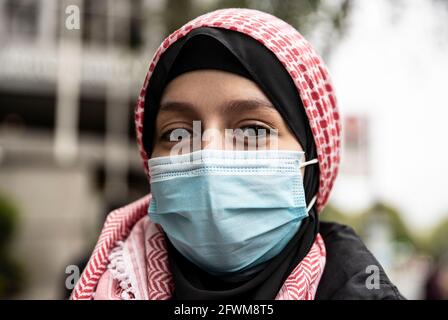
[0,165,102,299]
[328,0,448,232]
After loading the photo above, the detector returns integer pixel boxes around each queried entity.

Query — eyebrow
[159,99,276,115]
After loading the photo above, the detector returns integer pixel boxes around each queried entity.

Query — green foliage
[209,0,353,58]
[321,203,361,230]
[0,192,24,298]
[321,201,419,250]
[211,0,321,30]
[363,202,416,246]
[425,217,448,257]
[163,0,196,34]
[0,193,19,247]
[158,0,353,60]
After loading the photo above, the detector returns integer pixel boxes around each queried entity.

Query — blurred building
[0,0,166,299]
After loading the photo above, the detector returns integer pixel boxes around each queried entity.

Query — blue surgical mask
[148,149,318,275]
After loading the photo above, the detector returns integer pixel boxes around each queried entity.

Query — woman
[71,8,404,300]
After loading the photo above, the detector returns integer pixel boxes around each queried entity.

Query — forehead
[160,69,271,105]
[156,70,281,120]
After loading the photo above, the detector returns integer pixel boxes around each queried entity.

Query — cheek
[150,143,170,158]
[275,135,305,177]
[276,135,303,152]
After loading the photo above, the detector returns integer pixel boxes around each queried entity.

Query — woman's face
[151,70,304,171]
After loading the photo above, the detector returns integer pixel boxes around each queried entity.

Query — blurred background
[0,0,447,300]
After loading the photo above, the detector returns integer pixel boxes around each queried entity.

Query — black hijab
[143,27,320,300]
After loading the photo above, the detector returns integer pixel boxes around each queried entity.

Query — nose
[195,117,245,151]
[199,124,266,151]
[200,125,226,150]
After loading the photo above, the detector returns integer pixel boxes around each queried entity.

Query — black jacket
[315,222,405,300]
[64,221,405,300]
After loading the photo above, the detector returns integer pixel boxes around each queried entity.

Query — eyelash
[238,124,271,137]
[160,127,192,142]
[158,122,272,142]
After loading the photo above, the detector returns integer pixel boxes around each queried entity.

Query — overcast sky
[325,0,448,232]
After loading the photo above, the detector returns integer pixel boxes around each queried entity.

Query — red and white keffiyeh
[72,195,326,300]
[71,8,341,300]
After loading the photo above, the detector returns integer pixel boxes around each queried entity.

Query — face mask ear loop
[298,158,318,213]
[299,158,318,169]
[306,195,317,213]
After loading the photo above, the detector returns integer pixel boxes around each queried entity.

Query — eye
[239,124,270,137]
[160,127,191,142]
